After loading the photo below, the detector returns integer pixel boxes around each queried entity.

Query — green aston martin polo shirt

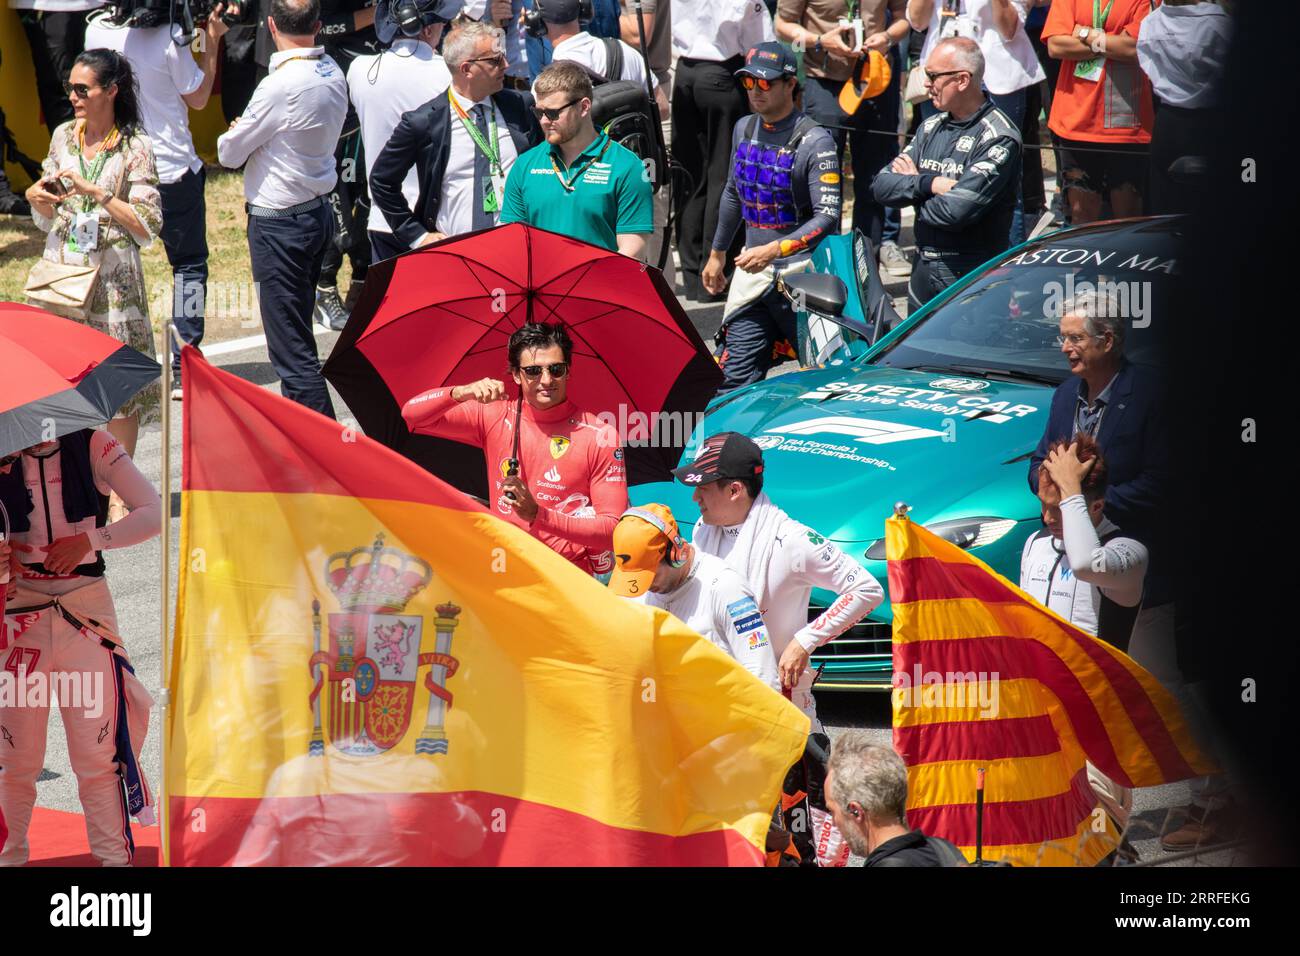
[499,130,653,252]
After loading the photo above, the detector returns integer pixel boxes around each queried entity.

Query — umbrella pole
[975,767,986,865]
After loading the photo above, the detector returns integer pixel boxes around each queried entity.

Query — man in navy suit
[1028,294,1169,556]
[369,19,544,252]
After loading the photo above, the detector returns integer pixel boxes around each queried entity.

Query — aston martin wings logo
[768,417,946,445]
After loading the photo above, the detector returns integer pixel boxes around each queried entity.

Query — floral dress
[31,121,163,426]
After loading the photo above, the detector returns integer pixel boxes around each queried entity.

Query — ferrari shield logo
[549,436,571,459]
[308,533,464,758]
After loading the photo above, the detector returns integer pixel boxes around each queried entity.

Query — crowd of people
[0,0,1236,867]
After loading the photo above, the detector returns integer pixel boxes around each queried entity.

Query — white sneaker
[879,241,912,278]
[171,386,183,401]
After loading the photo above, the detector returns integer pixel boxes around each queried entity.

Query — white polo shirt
[671,0,774,62]
[348,38,452,234]
[217,46,348,208]
[83,15,204,184]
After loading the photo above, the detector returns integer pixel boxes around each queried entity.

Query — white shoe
[171,386,183,401]
[879,241,913,278]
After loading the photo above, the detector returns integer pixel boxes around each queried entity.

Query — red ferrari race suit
[403,389,628,575]
[0,430,160,866]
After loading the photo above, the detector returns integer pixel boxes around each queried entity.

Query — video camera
[102,0,253,45]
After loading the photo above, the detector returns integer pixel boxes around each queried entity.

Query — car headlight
[864,517,1018,560]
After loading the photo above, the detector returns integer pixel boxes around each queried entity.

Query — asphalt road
[27,237,1238,868]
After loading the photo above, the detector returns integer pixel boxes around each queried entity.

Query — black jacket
[369,89,543,250]
[872,99,1021,256]
[864,830,963,867]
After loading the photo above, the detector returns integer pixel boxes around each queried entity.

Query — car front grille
[807,607,894,692]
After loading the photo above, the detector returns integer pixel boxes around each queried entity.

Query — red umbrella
[0,301,161,457]
[324,224,721,498]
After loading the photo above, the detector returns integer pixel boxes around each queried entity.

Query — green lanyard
[451,94,502,177]
[548,135,613,193]
[1092,0,1115,29]
[76,126,116,215]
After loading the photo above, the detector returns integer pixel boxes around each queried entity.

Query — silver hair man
[1062,290,1129,350]
[827,733,910,859]
[933,36,986,87]
[442,19,506,71]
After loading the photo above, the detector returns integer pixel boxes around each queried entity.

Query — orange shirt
[1043,0,1154,144]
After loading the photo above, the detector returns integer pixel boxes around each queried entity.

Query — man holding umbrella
[402,321,628,577]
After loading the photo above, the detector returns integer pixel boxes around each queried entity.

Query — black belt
[3,597,118,649]
[245,195,328,218]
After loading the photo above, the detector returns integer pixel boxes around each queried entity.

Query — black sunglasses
[924,69,970,83]
[63,81,98,100]
[466,53,507,69]
[531,98,582,122]
[518,362,569,379]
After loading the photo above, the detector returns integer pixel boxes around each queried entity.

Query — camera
[102,0,253,44]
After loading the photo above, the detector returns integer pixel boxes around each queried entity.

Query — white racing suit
[0,432,160,866]
[693,493,885,866]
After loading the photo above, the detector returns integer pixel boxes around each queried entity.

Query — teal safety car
[632,217,1179,689]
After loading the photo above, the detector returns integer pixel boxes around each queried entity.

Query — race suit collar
[944,97,996,129]
[522,398,579,424]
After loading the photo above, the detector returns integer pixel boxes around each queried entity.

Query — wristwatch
[1076,25,1092,43]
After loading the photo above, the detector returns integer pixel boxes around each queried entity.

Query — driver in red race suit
[402,321,628,576]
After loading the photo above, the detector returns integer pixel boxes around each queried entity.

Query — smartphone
[43,177,68,197]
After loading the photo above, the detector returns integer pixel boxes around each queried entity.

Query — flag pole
[159,324,183,866]
[975,767,986,865]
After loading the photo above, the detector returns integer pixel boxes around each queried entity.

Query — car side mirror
[781,272,851,368]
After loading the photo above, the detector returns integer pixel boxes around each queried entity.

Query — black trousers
[368,229,408,263]
[161,167,210,377]
[801,58,901,248]
[672,56,748,283]
[1149,103,1220,217]
[907,251,991,313]
[248,202,336,418]
[18,10,88,134]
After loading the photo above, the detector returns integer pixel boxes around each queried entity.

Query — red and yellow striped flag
[166,349,809,866]
[886,514,1214,866]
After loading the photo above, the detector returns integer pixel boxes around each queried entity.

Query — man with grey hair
[825,732,965,866]
[369,18,543,248]
[872,36,1022,311]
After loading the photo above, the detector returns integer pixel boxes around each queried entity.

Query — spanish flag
[886,514,1214,866]
[166,349,808,866]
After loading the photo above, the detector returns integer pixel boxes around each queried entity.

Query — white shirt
[671,0,774,62]
[915,0,1044,96]
[1137,3,1231,110]
[83,15,204,184]
[217,46,348,208]
[1020,496,1148,639]
[435,90,521,239]
[348,39,452,234]
[544,31,659,89]
[640,550,781,692]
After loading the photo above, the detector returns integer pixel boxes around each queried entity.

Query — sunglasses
[466,53,508,69]
[740,75,784,92]
[924,69,970,84]
[63,82,98,100]
[0,452,21,469]
[518,362,570,379]
[531,98,582,122]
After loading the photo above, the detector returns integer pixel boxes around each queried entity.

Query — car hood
[643,363,1054,544]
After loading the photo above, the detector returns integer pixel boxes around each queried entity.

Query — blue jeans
[918,90,1027,248]
[247,202,336,418]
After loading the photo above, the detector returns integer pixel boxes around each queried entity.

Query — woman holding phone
[24,49,162,499]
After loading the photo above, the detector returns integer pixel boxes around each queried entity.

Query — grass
[0,167,353,347]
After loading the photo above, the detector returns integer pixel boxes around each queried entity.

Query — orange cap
[839,50,893,115]
[608,504,682,598]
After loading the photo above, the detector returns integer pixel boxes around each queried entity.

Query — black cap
[735,42,799,81]
[539,0,583,23]
[672,432,765,486]
[376,0,463,45]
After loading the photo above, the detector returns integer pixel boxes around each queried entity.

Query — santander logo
[544,466,561,482]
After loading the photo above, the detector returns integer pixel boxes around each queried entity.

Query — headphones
[621,507,686,568]
[523,0,595,39]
